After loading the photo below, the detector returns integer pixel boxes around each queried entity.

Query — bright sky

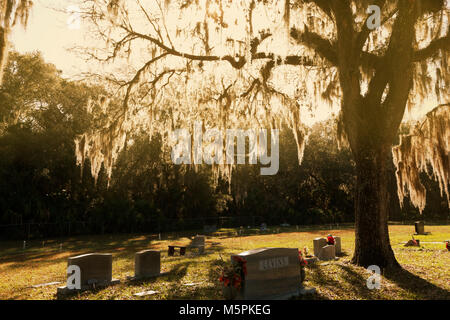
[11,0,92,78]
[10,0,437,125]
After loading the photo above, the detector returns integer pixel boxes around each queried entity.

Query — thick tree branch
[290,26,337,65]
[413,33,450,61]
[123,28,246,69]
[360,51,383,70]
[125,27,317,69]
[303,0,332,20]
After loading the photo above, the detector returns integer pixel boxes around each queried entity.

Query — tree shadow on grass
[164,261,216,299]
[336,251,350,258]
[157,257,228,299]
[302,261,450,300]
[383,267,450,300]
[301,263,384,300]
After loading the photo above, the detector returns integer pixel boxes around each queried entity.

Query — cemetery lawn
[0,225,449,300]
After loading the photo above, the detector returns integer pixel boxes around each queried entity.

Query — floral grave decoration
[217,255,247,290]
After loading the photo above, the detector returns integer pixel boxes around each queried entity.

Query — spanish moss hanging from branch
[392,103,450,213]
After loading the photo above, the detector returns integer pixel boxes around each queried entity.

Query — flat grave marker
[134,290,159,297]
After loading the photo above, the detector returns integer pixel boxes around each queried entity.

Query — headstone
[189,235,205,254]
[232,248,302,300]
[334,236,342,255]
[191,235,205,247]
[203,225,217,233]
[67,253,113,286]
[57,253,119,296]
[313,238,327,257]
[414,221,426,235]
[135,250,160,278]
[260,223,267,231]
[318,245,335,261]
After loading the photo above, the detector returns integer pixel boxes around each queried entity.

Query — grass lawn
[0,224,449,300]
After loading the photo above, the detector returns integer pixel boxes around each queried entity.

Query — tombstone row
[58,235,208,295]
[313,236,342,261]
[57,236,323,300]
[58,247,313,300]
[57,249,163,295]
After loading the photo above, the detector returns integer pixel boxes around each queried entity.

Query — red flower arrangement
[446,241,449,251]
[218,255,247,290]
[232,256,247,276]
[298,249,308,267]
[327,235,335,245]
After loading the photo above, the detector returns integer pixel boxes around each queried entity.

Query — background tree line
[0,51,447,240]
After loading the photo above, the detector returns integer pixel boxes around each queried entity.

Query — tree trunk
[351,144,400,269]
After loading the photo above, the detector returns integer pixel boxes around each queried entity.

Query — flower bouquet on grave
[298,249,308,282]
[326,234,335,245]
[446,241,449,251]
[216,255,247,300]
[303,246,313,258]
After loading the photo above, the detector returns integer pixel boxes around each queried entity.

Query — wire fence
[0,217,447,241]
[0,215,266,240]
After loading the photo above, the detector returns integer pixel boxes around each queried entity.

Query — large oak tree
[76,0,449,268]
